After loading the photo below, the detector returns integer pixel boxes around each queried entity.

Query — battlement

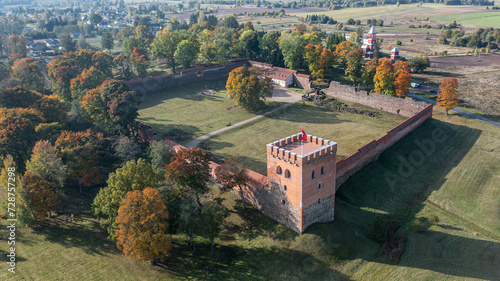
[266,134,337,167]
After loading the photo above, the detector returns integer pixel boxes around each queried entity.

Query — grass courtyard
[201,100,407,175]
[137,79,282,145]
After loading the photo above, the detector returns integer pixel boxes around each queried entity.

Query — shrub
[411,218,431,232]
[395,40,402,45]
[381,234,407,262]
[429,215,440,225]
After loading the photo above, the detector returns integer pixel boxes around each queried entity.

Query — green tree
[279,32,305,70]
[92,158,164,239]
[147,140,173,169]
[174,40,199,69]
[408,54,430,73]
[201,201,229,256]
[131,47,149,78]
[200,27,234,65]
[179,199,202,253]
[226,65,273,110]
[78,34,90,49]
[113,54,133,80]
[89,13,103,26]
[239,30,260,60]
[345,48,364,86]
[101,32,114,51]
[60,35,77,52]
[259,32,284,67]
[114,136,141,166]
[223,16,239,29]
[164,148,211,207]
[150,30,186,73]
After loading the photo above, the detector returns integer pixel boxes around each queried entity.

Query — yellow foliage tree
[437,77,460,115]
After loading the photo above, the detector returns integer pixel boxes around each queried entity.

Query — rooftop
[267,133,337,162]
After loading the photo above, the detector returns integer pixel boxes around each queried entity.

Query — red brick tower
[362,26,377,59]
[266,133,337,233]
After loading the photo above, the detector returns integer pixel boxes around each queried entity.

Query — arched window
[311,169,316,180]
[321,166,325,175]
[284,169,291,179]
[284,185,287,191]
[317,198,321,204]
[318,182,322,190]
[282,199,286,205]
[276,165,282,175]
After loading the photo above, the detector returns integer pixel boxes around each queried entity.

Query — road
[408,86,500,128]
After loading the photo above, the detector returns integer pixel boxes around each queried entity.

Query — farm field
[137,79,282,145]
[201,100,407,175]
[430,11,500,28]
[1,107,498,281]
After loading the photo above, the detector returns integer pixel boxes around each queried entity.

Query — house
[248,61,311,90]
[44,38,61,48]
[71,32,85,39]
[361,26,377,59]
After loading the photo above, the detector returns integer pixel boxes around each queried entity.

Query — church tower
[362,26,377,59]
[266,133,337,233]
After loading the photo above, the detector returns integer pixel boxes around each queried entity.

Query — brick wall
[125,61,247,99]
[335,104,433,190]
[324,81,429,117]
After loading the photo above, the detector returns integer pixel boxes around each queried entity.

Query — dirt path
[185,87,304,148]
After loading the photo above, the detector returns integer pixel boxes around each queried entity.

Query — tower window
[318,198,321,204]
[318,182,322,190]
[311,169,316,180]
[321,166,325,175]
[284,169,291,179]
[282,199,286,205]
[276,165,282,175]
[284,185,287,191]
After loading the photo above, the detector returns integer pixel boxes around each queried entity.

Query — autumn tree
[55,129,105,193]
[345,48,364,86]
[69,66,107,100]
[92,51,114,78]
[215,157,249,209]
[295,23,307,35]
[25,140,67,197]
[11,58,45,93]
[226,65,273,111]
[201,201,229,256]
[131,47,149,78]
[20,171,58,225]
[0,108,44,172]
[304,44,334,80]
[101,32,114,51]
[374,58,395,96]
[393,61,412,98]
[92,159,164,239]
[7,35,27,60]
[437,77,460,115]
[0,86,42,109]
[164,148,211,207]
[115,187,171,263]
[335,41,356,68]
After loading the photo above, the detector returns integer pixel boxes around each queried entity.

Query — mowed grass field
[430,11,500,28]
[201,100,407,174]
[1,107,498,280]
[137,79,282,145]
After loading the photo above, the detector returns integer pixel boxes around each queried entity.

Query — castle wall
[125,61,247,100]
[324,81,429,117]
[302,194,335,230]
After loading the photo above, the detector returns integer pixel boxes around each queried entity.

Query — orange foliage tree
[69,66,107,101]
[304,44,334,80]
[394,61,412,98]
[214,157,249,209]
[362,58,379,86]
[20,171,58,224]
[334,41,356,68]
[437,77,460,115]
[115,187,171,263]
[11,58,45,93]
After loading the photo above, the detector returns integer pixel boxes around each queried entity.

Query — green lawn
[201,100,407,174]
[137,79,282,145]
[430,11,500,28]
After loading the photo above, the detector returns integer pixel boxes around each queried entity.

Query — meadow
[1,107,498,280]
[137,79,282,145]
